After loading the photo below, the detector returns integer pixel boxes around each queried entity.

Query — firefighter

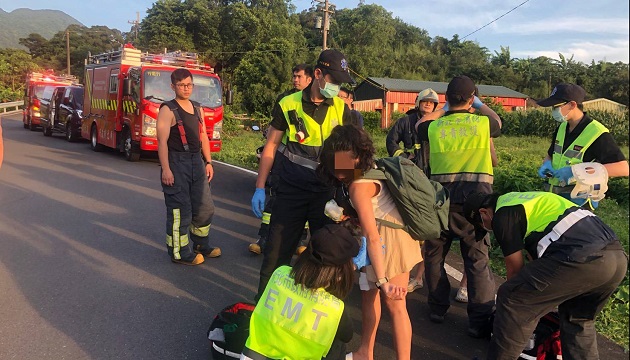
[463,191,627,360]
[156,68,221,265]
[536,83,629,210]
[386,88,438,173]
[415,75,500,338]
[248,64,313,255]
[251,49,354,301]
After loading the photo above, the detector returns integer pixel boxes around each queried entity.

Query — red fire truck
[23,71,78,131]
[81,44,225,161]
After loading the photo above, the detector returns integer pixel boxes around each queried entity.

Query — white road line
[214,160,466,282]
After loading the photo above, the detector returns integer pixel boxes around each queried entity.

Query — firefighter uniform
[465,192,627,360]
[161,100,216,262]
[385,110,428,173]
[417,110,500,332]
[255,87,351,300]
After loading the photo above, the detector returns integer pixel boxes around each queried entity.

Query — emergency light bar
[28,71,78,84]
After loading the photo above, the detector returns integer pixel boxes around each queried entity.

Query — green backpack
[363,157,450,241]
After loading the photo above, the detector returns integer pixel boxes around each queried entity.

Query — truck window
[71,89,84,109]
[109,71,119,93]
[42,86,56,101]
[191,75,222,109]
[143,70,172,103]
[34,85,47,99]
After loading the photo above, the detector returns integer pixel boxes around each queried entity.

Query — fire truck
[23,71,78,131]
[81,44,225,161]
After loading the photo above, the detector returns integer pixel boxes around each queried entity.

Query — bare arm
[604,160,629,178]
[504,251,525,280]
[199,108,214,182]
[490,138,498,167]
[156,106,174,186]
[255,127,284,189]
[478,104,502,128]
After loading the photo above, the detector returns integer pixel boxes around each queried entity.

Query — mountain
[0,8,83,49]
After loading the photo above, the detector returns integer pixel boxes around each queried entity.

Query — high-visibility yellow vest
[278,92,345,169]
[245,266,344,359]
[548,120,608,188]
[428,112,493,184]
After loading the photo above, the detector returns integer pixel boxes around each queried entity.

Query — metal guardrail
[0,101,23,113]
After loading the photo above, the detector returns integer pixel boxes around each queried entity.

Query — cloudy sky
[2,0,628,63]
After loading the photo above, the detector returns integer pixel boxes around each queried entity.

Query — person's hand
[205,163,214,182]
[251,188,266,218]
[352,236,371,270]
[161,168,175,186]
[537,160,554,178]
[441,102,450,112]
[472,96,484,109]
[553,166,574,185]
[380,283,407,300]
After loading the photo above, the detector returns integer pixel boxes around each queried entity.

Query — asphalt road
[0,113,626,360]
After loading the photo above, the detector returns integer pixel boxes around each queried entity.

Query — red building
[353,77,529,128]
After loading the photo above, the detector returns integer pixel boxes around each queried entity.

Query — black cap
[537,83,586,107]
[446,75,476,99]
[308,224,360,266]
[463,192,493,225]
[317,49,354,85]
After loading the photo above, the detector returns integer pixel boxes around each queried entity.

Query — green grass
[218,124,629,349]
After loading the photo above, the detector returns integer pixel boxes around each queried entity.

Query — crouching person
[463,191,627,360]
[241,224,359,360]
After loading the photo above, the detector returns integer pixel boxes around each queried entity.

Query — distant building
[353,77,528,128]
[582,98,627,113]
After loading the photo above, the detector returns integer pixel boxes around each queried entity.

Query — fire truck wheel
[90,125,105,152]
[123,129,141,162]
[43,124,52,137]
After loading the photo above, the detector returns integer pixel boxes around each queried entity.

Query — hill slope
[0,8,83,49]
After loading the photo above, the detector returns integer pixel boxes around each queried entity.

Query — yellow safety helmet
[415,88,439,108]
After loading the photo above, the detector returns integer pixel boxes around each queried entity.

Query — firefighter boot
[248,236,267,255]
[194,244,222,258]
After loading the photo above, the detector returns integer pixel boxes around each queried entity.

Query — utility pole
[128,12,140,42]
[66,29,71,75]
[314,0,334,50]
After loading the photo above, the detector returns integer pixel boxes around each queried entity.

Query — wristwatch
[375,277,389,289]
[205,161,212,165]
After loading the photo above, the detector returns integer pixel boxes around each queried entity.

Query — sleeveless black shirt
[164,100,201,153]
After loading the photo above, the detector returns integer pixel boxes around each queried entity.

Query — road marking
[213,160,466,282]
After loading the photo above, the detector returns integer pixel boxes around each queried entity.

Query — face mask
[319,78,340,98]
[552,106,568,123]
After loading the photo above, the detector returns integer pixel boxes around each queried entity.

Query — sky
[1,0,629,64]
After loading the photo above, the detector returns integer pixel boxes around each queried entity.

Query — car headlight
[142,114,157,137]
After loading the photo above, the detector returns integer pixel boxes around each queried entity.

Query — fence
[0,101,23,113]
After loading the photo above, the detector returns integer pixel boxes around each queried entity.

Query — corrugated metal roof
[365,77,529,99]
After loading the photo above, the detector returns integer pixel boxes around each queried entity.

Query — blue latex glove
[251,188,266,218]
[553,166,574,185]
[441,102,450,112]
[352,236,371,269]
[537,160,554,178]
[472,96,484,109]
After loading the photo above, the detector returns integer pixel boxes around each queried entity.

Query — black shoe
[467,325,492,339]
[429,313,445,324]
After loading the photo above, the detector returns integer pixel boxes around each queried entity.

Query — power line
[461,0,531,40]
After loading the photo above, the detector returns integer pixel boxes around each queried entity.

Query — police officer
[248,64,313,255]
[463,191,627,360]
[251,49,354,300]
[386,88,439,173]
[156,68,220,265]
[536,83,629,209]
[415,75,500,338]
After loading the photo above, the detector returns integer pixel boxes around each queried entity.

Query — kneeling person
[242,224,358,360]
[464,191,627,360]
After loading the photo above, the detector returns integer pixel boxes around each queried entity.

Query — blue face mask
[552,106,568,123]
[319,78,340,98]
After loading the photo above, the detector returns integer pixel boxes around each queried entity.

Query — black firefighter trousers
[255,178,334,301]
[424,209,497,328]
[162,151,215,262]
[487,244,628,360]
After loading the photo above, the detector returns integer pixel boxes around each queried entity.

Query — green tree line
[3,0,629,115]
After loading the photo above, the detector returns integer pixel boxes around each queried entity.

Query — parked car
[41,86,84,142]
[36,85,58,132]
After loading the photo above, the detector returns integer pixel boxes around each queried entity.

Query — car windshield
[73,89,84,109]
[143,69,222,108]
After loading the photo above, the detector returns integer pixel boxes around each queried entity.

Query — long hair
[291,255,355,299]
[317,124,375,186]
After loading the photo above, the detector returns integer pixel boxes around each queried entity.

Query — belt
[280,146,319,170]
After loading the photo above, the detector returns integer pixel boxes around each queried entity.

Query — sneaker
[194,245,222,258]
[171,253,205,266]
[429,312,445,324]
[407,278,424,292]
[295,246,307,255]
[455,287,468,303]
[248,242,262,255]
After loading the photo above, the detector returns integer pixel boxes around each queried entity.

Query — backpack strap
[163,100,204,152]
